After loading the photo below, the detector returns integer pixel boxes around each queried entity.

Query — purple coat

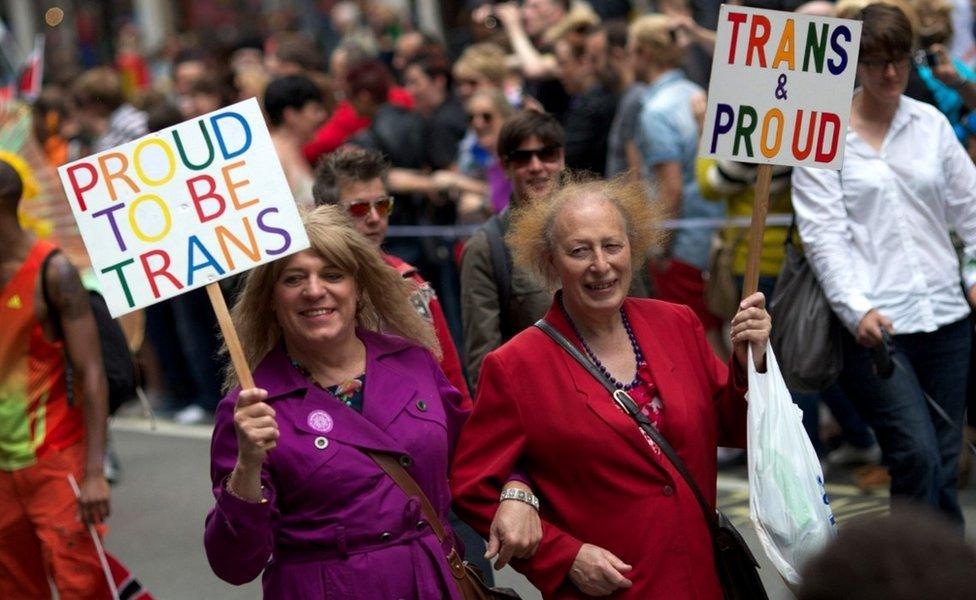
[205,329,469,599]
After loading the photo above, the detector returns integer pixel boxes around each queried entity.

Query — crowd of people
[5,0,976,598]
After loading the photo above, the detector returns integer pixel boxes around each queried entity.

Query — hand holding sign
[234,387,279,466]
[698,6,861,296]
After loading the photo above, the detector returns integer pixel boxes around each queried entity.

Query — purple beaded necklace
[558,294,646,391]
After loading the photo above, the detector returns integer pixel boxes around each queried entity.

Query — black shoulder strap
[534,319,719,533]
[39,248,76,406]
[485,215,513,338]
[40,249,62,337]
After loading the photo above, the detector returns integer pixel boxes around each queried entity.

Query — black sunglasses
[466,112,495,125]
[504,145,562,166]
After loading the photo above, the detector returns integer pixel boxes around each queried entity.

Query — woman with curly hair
[451,176,771,599]
[204,206,538,598]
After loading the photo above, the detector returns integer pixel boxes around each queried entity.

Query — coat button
[398,455,413,468]
[416,400,428,411]
[416,520,427,530]
[380,532,392,542]
[663,485,675,497]
[314,436,329,450]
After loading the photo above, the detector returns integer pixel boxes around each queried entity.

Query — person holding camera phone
[914,0,976,139]
[792,3,976,526]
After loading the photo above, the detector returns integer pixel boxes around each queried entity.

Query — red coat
[382,253,472,407]
[450,297,747,599]
[302,87,414,164]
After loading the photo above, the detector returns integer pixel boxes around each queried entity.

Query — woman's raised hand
[569,543,633,596]
[731,292,772,372]
[233,388,279,466]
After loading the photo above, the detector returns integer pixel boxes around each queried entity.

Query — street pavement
[102,417,976,599]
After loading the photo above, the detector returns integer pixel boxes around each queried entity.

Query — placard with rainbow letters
[58,97,309,317]
[698,5,861,170]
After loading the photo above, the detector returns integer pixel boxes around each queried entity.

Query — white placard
[699,5,862,170]
[59,98,310,317]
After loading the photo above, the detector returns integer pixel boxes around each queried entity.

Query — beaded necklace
[558,295,646,391]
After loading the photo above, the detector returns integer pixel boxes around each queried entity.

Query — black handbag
[535,320,768,600]
[768,218,843,392]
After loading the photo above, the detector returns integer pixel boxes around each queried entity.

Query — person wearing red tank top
[0,158,112,598]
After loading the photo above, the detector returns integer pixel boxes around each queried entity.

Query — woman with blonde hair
[451,176,771,598]
[458,88,516,219]
[204,206,539,598]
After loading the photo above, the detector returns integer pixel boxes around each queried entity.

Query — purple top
[204,329,468,599]
[487,161,513,214]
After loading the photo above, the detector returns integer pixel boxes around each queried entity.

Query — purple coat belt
[204,329,469,599]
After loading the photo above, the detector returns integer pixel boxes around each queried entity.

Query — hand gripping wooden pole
[206,282,254,389]
[741,164,773,299]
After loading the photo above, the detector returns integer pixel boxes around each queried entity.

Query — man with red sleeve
[0,158,111,598]
[302,43,413,165]
[310,147,471,406]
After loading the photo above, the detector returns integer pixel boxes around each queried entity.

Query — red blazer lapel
[622,299,690,450]
[540,303,673,479]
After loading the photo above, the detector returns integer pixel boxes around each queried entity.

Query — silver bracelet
[499,487,540,511]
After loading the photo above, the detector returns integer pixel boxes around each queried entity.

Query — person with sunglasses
[460,110,652,391]
[312,148,470,407]
[460,110,567,392]
[457,89,515,221]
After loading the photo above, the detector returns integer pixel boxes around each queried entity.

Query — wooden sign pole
[741,164,773,299]
[206,282,255,389]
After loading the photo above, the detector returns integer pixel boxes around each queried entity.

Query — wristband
[500,487,540,510]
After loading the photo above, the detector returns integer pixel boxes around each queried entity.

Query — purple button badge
[307,410,334,433]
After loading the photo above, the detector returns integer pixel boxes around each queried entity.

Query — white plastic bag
[746,345,836,586]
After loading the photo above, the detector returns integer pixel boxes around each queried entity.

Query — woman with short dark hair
[792,1,976,525]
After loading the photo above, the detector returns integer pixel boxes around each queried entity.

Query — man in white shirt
[792,3,976,525]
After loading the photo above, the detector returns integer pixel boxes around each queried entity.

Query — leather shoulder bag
[534,319,768,600]
[365,450,522,600]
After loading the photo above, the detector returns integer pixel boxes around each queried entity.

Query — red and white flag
[17,35,43,102]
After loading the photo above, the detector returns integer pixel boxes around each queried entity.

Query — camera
[872,330,895,379]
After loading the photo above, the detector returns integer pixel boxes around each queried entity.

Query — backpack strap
[485,215,513,339]
[39,248,61,336]
[39,248,77,407]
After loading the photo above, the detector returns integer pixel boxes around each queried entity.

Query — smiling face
[503,134,565,203]
[550,194,632,321]
[273,250,359,353]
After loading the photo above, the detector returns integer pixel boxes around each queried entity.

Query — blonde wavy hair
[629,14,686,69]
[453,43,508,87]
[223,205,440,391]
[507,174,666,288]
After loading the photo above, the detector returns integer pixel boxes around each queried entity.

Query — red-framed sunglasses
[346,196,395,218]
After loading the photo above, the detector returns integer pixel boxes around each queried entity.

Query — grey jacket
[460,211,551,392]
